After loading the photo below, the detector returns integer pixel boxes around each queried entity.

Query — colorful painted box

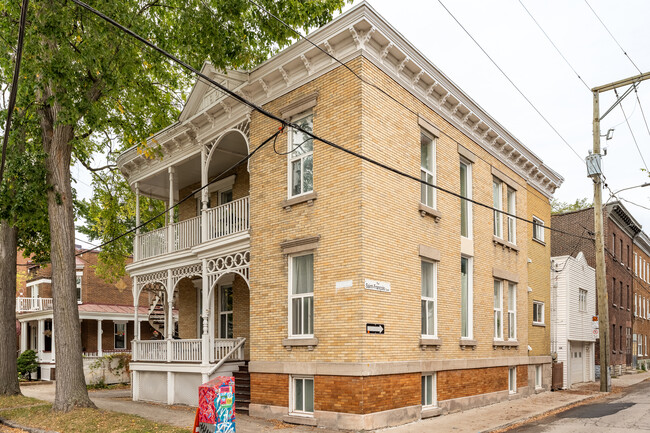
[198,376,235,432]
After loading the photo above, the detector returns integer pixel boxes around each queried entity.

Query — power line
[0,0,29,187]
[633,85,650,144]
[518,0,590,91]
[436,0,584,164]
[583,0,642,75]
[614,87,649,172]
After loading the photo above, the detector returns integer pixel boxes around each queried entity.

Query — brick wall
[250,373,288,407]
[438,367,508,400]
[178,278,198,339]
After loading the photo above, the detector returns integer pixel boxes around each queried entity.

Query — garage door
[570,341,585,385]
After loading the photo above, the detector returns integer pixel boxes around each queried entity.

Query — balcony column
[167,167,175,253]
[166,269,173,363]
[37,319,44,361]
[97,319,103,357]
[201,259,209,366]
[19,321,27,354]
[133,277,140,341]
[134,182,140,261]
[50,320,55,362]
[201,145,209,242]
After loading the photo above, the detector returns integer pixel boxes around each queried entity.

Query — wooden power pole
[591,71,650,392]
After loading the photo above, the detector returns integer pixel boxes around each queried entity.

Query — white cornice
[117,1,563,198]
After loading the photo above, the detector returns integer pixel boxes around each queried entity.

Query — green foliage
[551,197,592,215]
[16,350,38,380]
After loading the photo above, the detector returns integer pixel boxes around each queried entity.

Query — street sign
[366,323,385,334]
[364,279,391,293]
[593,328,599,339]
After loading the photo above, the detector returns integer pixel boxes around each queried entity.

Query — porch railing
[133,340,167,362]
[205,196,250,242]
[132,338,244,363]
[137,226,167,260]
[16,297,53,312]
[83,349,131,358]
[171,339,202,362]
[172,215,202,251]
[213,338,245,363]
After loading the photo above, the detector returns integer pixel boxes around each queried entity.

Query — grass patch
[0,395,42,409]
[1,404,189,433]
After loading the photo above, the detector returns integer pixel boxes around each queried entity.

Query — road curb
[0,416,58,433]
[485,393,606,433]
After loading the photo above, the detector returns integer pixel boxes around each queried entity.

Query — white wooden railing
[136,226,167,260]
[16,297,53,312]
[133,340,167,362]
[171,339,202,362]
[205,196,250,242]
[172,215,201,251]
[132,338,244,363]
[83,349,131,358]
[212,338,245,363]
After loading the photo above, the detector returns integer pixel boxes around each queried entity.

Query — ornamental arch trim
[206,250,250,298]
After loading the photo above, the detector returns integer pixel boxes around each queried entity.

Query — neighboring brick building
[116,3,563,429]
[16,248,154,382]
[633,231,650,369]
[552,202,640,375]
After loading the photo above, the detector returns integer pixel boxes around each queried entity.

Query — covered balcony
[16,297,53,312]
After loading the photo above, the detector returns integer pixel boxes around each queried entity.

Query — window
[494,280,503,340]
[638,333,642,356]
[612,278,616,306]
[535,365,542,389]
[635,294,638,316]
[627,245,630,266]
[289,254,314,337]
[421,261,437,337]
[507,188,516,244]
[421,374,437,408]
[291,376,314,415]
[533,301,544,325]
[532,217,545,242]
[635,253,638,275]
[30,284,38,298]
[420,131,436,208]
[508,282,517,340]
[461,257,473,338]
[460,160,472,238]
[288,114,314,197]
[492,179,503,238]
[612,324,616,352]
[620,239,623,262]
[579,289,587,312]
[620,326,623,351]
[76,272,82,303]
[114,323,126,350]
[219,285,233,339]
[646,335,648,356]
[612,234,616,256]
[620,281,623,307]
[508,367,517,394]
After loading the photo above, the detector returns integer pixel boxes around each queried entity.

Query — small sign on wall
[365,279,391,293]
[366,323,385,334]
[335,280,353,289]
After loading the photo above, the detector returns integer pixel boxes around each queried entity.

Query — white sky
[76,0,650,245]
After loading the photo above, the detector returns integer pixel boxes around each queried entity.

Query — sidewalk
[19,371,650,433]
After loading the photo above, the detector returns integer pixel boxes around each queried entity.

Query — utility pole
[590,71,650,393]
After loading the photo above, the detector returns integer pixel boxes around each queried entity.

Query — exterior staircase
[148,293,166,335]
[234,361,250,415]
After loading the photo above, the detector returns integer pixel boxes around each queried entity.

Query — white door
[570,341,585,385]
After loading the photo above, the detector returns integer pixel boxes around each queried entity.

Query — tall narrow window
[420,132,436,208]
[421,374,437,408]
[635,253,638,275]
[620,239,623,262]
[612,277,617,306]
[461,257,472,338]
[635,294,638,316]
[508,367,517,394]
[289,254,314,337]
[219,285,233,339]
[76,272,82,303]
[114,323,126,350]
[579,289,587,312]
[612,234,616,256]
[460,160,472,238]
[292,376,314,415]
[533,301,544,325]
[421,261,437,337]
[535,365,542,389]
[507,188,516,244]
[493,179,503,238]
[508,283,517,340]
[620,281,623,307]
[288,114,314,197]
[612,324,615,352]
[532,217,545,242]
[620,326,624,351]
[494,280,503,339]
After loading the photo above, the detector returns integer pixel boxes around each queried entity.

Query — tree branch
[78,158,116,172]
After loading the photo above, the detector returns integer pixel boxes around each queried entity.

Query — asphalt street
[510,380,650,432]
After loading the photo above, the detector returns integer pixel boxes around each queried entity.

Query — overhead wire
[614,87,649,172]
[633,85,650,144]
[69,0,597,255]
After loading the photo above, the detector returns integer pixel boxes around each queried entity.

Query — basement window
[291,376,314,415]
[508,367,517,394]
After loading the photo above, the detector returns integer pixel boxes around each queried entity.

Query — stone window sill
[420,337,442,349]
[459,339,477,350]
[421,407,442,419]
[283,192,317,210]
[282,337,319,351]
[532,238,546,247]
[493,340,519,349]
[532,322,546,327]
[419,203,442,222]
[283,415,317,426]
[493,236,520,252]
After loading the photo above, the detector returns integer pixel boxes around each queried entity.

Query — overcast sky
[76,0,650,246]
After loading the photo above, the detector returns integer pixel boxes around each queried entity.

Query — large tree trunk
[0,221,20,395]
[40,94,95,411]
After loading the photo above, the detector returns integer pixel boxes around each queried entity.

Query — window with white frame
[30,284,39,298]
[420,131,436,209]
[291,376,314,415]
[494,280,503,340]
[421,261,437,337]
[507,188,516,244]
[288,114,314,198]
[493,179,503,238]
[461,257,473,339]
[532,217,545,242]
[638,334,642,356]
[114,323,126,350]
[460,159,472,238]
[535,365,542,389]
[635,294,638,316]
[421,374,437,408]
[533,301,545,325]
[635,253,638,275]
[508,367,517,394]
[508,282,517,340]
[289,254,314,337]
[76,272,82,303]
[579,289,587,312]
[646,335,648,356]
[219,285,233,339]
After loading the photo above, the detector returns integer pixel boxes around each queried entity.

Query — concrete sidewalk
[19,371,650,433]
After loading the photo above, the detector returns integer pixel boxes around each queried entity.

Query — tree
[16,349,39,381]
[551,197,592,215]
[1,0,347,411]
